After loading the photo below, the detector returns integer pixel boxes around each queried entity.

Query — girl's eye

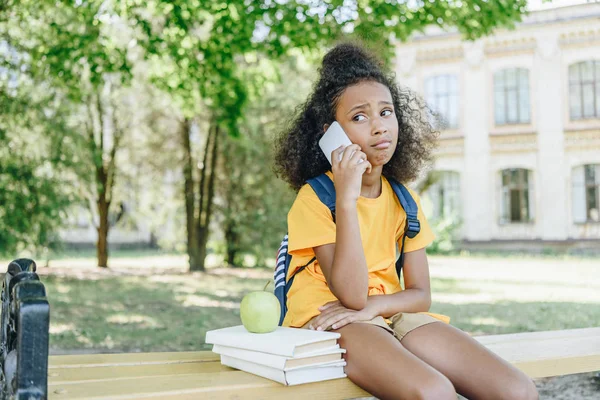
[381,109,393,117]
[353,114,366,122]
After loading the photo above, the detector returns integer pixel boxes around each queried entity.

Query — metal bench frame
[0,259,50,400]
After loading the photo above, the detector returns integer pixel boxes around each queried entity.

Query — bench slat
[49,361,228,385]
[47,327,600,399]
[479,334,600,362]
[476,328,600,377]
[514,354,600,379]
[49,351,214,368]
[49,369,370,400]
[475,327,600,345]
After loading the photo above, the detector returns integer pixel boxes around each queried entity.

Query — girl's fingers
[341,144,361,163]
[331,315,357,330]
[361,160,373,174]
[313,306,349,330]
[331,145,346,166]
[316,305,346,322]
[350,150,366,163]
[316,312,353,331]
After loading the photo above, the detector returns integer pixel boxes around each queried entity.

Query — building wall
[395,3,600,244]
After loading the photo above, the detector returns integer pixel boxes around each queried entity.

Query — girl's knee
[502,375,538,400]
[409,374,455,400]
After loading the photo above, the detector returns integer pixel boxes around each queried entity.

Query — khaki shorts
[303,312,443,341]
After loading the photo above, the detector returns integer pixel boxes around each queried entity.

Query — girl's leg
[400,322,538,400]
[336,323,456,400]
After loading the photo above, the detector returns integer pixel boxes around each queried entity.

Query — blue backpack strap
[307,174,336,222]
[288,174,334,288]
[388,178,420,276]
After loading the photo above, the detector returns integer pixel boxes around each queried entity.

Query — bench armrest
[1,258,50,400]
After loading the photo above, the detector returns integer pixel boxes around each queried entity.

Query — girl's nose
[371,118,388,135]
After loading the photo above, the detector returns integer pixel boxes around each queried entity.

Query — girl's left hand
[309,299,380,331]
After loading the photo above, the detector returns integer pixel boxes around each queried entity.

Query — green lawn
[3,252,598,354]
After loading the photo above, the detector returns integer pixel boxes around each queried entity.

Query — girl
[274,43,538,400]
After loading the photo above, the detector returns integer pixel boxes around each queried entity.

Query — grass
[42,269,263,352]
[2,251,598,354]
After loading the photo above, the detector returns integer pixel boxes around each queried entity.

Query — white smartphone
[318,121,360,165]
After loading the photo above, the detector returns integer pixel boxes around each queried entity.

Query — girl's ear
[323,123,330,133]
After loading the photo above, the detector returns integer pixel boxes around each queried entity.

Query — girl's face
[330,81,399,167]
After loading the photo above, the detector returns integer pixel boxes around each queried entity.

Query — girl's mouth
[372,140,391,149]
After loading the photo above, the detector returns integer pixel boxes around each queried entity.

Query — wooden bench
[46,327,600,399]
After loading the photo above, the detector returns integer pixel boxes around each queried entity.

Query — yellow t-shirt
[282,172,439,328]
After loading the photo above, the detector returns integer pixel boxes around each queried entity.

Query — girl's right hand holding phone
[331,144,372,205]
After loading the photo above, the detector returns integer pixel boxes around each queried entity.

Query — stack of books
[205,325,347,386]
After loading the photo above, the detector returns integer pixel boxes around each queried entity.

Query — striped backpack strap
[273,234,316,326]
[274,235,289,291]
[273,235,290,326]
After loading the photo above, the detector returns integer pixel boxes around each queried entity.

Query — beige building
[395,2,600,251]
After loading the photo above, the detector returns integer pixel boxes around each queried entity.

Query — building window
[572,164,600,223]
[569,61,600,120]
[425,171,461,220]
[494,68,530,125]
[499,169,534,224]
[425,75,459,129]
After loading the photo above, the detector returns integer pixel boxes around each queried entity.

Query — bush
[427,214,462,254]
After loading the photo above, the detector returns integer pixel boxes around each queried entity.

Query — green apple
[240,282,280,333]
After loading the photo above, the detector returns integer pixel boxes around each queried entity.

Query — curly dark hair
[274,42,438,192]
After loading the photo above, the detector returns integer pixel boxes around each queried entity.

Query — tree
[0,50,79,255]
[218,127,295,268]
[2,0,135,267]
[216,54,314,267]
[125,0,529,271]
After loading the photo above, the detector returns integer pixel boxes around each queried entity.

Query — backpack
[273,173,421,326]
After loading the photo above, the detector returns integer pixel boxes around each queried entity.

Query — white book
[205,325,340,357]
[220,354,347,386]
[212,344,346,370]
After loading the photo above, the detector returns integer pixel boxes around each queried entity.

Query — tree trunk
[95,149,110,268]
[92,89,112,269]
[224,223,239,267]
[180,118,201,269]
[190,121,220,272]
[227,247,236,267]
[222,137,241,268]
[86,85,122,269]
[96,196,110,268]
[195,226,209,271]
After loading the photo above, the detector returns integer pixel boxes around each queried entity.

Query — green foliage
[125,0,529,135]
[2,0,140,266]
[0,153,68,254]
[218,134,295,267]
[427,215,462,254]
[216,57,313,266]
[3,0,133,100]
[0,84,79,254]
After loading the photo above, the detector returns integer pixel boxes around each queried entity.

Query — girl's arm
[308,248,431,331]
[367,248,432,318]
[314,201,368,310]
[313,144,371,310]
